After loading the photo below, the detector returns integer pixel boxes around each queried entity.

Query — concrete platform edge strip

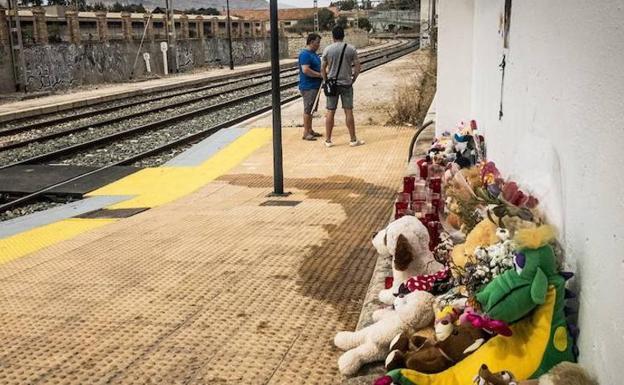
[0,217,117,265]
[0,127,272,265]
[0,195,134,239]
[164,126,250,167]
[88,127,272,209]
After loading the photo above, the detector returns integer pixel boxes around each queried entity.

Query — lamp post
[226,0,234,70]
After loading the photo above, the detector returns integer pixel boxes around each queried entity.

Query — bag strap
[332,43,348,80]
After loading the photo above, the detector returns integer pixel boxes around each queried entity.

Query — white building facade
[436,1,624,383]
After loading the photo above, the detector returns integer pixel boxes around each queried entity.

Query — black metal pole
[269,0,284,195]
[226,0,234,70]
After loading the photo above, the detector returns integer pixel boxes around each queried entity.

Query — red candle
[403,176,416,194]
[412,191,427,203]
[417,158,428,179]
[429,177,442,194]
[411,200,425,213]
[427,221,441,250]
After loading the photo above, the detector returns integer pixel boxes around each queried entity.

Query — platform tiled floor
[0,121,415,384]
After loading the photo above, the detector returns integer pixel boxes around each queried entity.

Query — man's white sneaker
[349,139,365,147]
[325,141,334,148]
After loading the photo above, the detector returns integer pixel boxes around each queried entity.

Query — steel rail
[0,42,419,213]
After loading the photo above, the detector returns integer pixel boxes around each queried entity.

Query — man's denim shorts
[326,85,354,110]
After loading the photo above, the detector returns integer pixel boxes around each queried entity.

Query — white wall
[437,0,474,132]
[438,1,624,383]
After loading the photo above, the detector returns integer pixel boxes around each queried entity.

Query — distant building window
[284,21,291,26]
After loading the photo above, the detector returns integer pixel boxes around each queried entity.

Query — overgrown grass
[387,48,437,126]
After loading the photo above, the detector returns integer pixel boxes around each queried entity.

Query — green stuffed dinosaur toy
[475,244,562,323]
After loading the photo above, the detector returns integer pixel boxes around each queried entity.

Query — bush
[388,49,437,126]
[358,17,371,31]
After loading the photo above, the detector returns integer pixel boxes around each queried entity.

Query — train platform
[0,41,392,124]
[0,51,423,384]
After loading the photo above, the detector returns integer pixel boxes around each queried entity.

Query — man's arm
[302,64,322,78]
[352,49,361,83]
[321,57,329,82]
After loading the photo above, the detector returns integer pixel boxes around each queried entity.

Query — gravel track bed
[56,89,299,167]
[0,75,284,147]
[0,74,286,133]
[0,198,77,222]
[0,79,298,167]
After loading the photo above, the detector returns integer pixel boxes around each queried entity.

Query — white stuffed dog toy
[334,290,435,376]
[373,215,443,304]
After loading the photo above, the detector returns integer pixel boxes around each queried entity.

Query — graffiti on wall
[25,45,80,90]
[176,42,195,72]
[1,38,289,92]
[22,42,130,92]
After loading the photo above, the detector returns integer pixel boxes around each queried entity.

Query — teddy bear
[451,218,500,269]
[334,290,435,376]
[474,362,598,385]
[384,323,487,373]
[373,215,443,304]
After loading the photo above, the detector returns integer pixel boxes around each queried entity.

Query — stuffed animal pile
[333,122,593,384]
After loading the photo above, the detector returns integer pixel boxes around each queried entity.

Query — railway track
[0,40,419,220]
[0,40,404,139]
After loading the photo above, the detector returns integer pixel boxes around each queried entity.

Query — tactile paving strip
[0,60,419,384]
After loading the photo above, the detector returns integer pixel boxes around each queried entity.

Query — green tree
[336,0,356,11]
[358,17,371,31]
[198,7,220,15]
[317,8,335,31]
[129,3,146,12]
[91,1,107,11]
[110,1,124,12]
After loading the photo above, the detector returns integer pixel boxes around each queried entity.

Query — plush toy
[475,230,561,323]
[459,307,512,337]
[373,216,443,304]
[397,267,452,296]
[382,285,575,384]
[385,323,487,373]
[474,362,598,385]
[382,229,575,384]
[451,218,500,268]
[334,290,435,376]
[474,364,518,385]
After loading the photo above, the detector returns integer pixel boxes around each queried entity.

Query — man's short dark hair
[306,33,321,45]
[332,25,345,40]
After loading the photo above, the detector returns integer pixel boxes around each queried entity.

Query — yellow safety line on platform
[87,128,272,209]
[0,128,272,265]
[0,218,116,265]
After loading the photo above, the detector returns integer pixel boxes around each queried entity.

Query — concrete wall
[286,29,369,58]
[437,1,624,383]
[0,46,15,92]
[437,0,473,132]
[0,37,289,93]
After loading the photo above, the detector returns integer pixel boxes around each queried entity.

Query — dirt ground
[248,50,428,133]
